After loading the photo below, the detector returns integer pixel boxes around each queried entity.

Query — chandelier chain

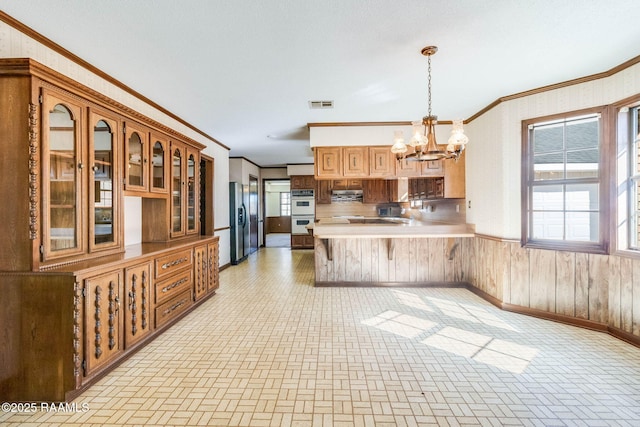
[427,54,432,117]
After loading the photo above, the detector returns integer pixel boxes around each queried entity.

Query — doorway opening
[263,179,291,247]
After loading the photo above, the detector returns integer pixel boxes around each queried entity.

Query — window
[522,108,608,253]
[280,192,291,216]
[618,102,640,251]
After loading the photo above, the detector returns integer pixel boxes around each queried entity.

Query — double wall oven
[291,189,315,235]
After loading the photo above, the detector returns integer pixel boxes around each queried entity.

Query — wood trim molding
[0,11,229,151]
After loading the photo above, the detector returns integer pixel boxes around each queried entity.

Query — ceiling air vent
[308,100,334,109]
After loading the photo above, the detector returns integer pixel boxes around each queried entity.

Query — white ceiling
[2,0,640,167]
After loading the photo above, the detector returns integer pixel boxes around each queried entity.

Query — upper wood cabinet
[89,108,121,253]
[421,160,444,177]
[343,147,369,177]
[41,90,86,261]
[363,179,390,203]
[315,147,342,179]
[149,132,170,195]
[124,121,149,193]
[170,142,200,238]
[291,175,315,189]
[369,147,396,178]
[443,150,466,198]
[316,180,333,204]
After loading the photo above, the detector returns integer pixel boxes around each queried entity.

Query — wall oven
[291,189,315,217]
[291,215,314,235]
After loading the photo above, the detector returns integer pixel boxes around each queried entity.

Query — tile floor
[2,248,640,426]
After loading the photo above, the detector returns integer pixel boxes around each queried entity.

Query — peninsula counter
[312,218,474,287]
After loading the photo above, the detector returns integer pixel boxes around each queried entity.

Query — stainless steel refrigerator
[229,182,250,264]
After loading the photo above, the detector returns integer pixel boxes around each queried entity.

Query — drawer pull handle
[162,277,188,293]
[161,298,188,317]
[161,256,189,270]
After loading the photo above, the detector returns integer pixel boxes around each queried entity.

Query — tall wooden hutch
[0,59,219,402]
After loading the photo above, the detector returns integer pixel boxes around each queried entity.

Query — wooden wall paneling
[345,238,361,282]
[334,239,346,282]
[461,236,474,283]
[395,238,410,282]
[633,258,640,336]
[493,240,510,302]
[371,238,380,282]
[529,249,556,312]
[555,251,577,317]
[607,255,622,329]
[415,238,429,282]
[619,257,634,333]
[408,238,418,282]
[313,240,324,282]
[377,238,389,282]
[361,238,372,282]
[509,243,530,307]
[588,254,610,324]
[575,252,590,319]
[428,238,445,282]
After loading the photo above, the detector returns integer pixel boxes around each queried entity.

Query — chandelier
[391,46,468,161]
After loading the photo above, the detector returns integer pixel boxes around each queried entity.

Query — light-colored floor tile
[2,248,640,426]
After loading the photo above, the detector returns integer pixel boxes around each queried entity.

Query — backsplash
[315,198,466,223]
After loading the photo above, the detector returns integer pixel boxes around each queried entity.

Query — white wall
[466,62,640,238]
[0,20,232,266]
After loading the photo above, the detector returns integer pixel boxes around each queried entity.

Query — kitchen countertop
[310,216,475,238]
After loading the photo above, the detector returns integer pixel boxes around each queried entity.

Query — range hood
[331,189,363,203]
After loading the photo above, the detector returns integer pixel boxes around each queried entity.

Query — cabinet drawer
[155,249,192,279]
[155,289,193,328]
[155,269,193,304]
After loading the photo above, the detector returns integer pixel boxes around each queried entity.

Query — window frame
[280,191,291,217]
[521,106,611,254]
[614,94,640,255]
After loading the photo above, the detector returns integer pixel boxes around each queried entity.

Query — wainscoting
[460,235,640,345]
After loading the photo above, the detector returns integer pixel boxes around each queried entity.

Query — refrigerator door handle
[241,204,247,227]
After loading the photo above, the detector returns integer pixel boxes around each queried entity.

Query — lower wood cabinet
[84,270,124,377]
[292,234,314,249]
[194,243,217,301]
[0,235,219,403]
[124,262,152,348]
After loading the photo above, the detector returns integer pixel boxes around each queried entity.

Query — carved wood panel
[84,270,122,376]
[124,262,152,348]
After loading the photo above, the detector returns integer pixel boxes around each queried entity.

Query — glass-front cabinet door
[186,150,198,234]
[150,133,169,194]
[125,122,148,192]
[171,144,185,237]
[89,109,120,252]
[42,91,85,260]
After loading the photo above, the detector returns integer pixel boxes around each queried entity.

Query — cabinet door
[208,242,219,292]
[170,142,185,237]
[150,133,170,194]
[363,179,389,204]
[290,176,304,189]
[124,122,149,192]
[193,245,208,301]
[84,270,123,376]
[315,147,342,179]
[369,147,395,178]
[421,160,444,177]
[89,109,121,253]
[444,151,465,198]
[41,90,86,261]
[186,150,199,235]
[316,180,332,204]
[396,157,420,177]
[343,147,369,177]
[303,175,315,189]
[124,262,152,348]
